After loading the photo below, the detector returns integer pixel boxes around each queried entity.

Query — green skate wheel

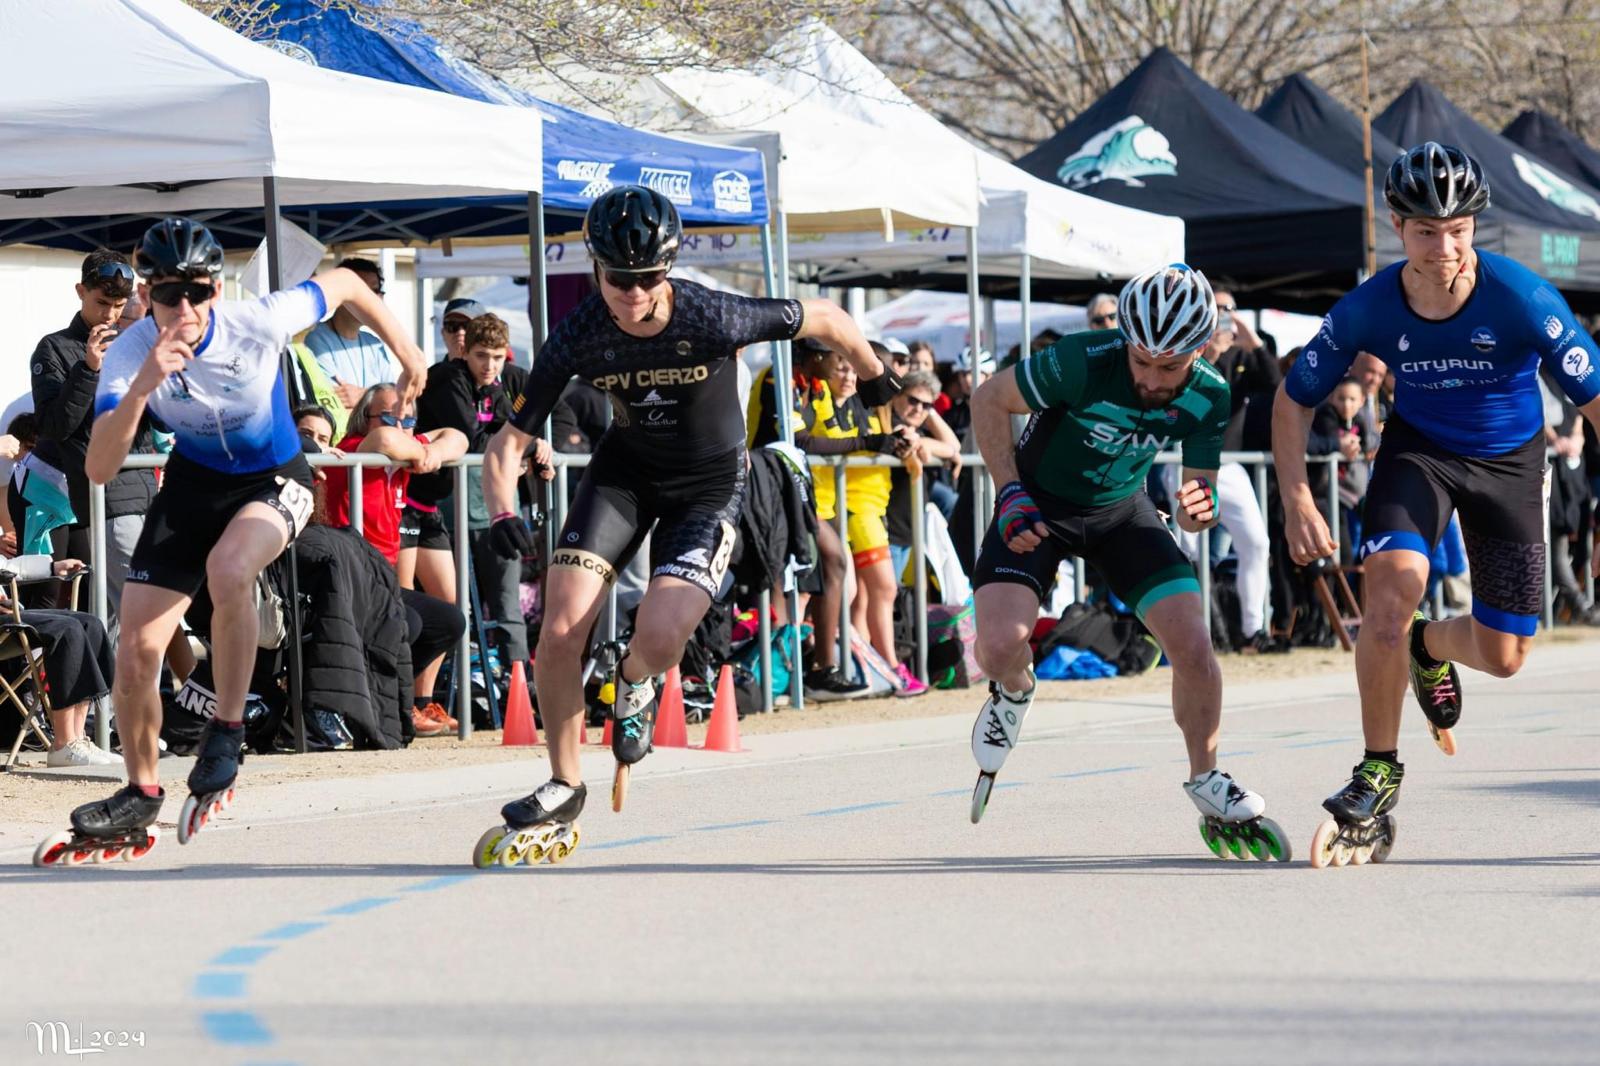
[971,774,994,825]
[1196,816,1225,858]
[1224,827,1247,859]
[1253,817,1290,862]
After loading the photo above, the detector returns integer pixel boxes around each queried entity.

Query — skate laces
[620,714,645,741]
[981,708,1010,748]
[1427,674,1457,706]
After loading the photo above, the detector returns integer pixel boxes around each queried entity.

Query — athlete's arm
[1272,383,1338,565]
[972,368,1049,551]
[313,267,427,405]
[795,300,893,395]
[1173,468,1221,533]
[86,320,190,485]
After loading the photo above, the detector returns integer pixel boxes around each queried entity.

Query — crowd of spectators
[8,251,1600,763]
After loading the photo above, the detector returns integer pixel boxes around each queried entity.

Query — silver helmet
[1117,263,1217,357]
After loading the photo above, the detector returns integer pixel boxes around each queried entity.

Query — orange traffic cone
[655,666,688,748]
[601,717,613,746]
[501,660,539,746]
[699,664,744,753]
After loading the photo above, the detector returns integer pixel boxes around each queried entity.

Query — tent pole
[965,223,989,538]
[774,208,804,711]
[1360,21,1377,277]
[1019,254,1032,360]
[265,176,307,756]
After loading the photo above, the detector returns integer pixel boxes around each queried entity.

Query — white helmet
[1117,263,1217,357]
[956,346,995,373]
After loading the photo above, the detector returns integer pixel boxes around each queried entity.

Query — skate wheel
[1253,817,1291,863]
[1331,841,1354,867]
[177,795,201,846]
[472,826,507,869]
[64,845,96,866]
[497,841,524,867]
[547,841,572,864]
[971,774,995,825]
[126,827,159,862]
[1431,725,1457,757]
[522,842,546,864]
[1224,827,1248,860]
[1372,815,1397,863]
[33,830,73,868]
[98,845,123,862]
[1196,816,1224,858]
[1309,819,1342,869]
[612,763,629,813]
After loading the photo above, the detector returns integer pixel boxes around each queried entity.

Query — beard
[1135,386,1178,410]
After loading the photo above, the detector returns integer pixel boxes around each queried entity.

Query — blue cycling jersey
[95,282,326,475]
[1286,251,1600,457]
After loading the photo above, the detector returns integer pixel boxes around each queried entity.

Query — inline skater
[37,217,425,864]
[473,185,898,864]
[1274,143,1600,866]
[965,263,1290,862]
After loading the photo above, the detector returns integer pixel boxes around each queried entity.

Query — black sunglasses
[1090,313,1117,325]
[442,318,471,333]
[602,268,668,292]
[901,395,934,411]
[87,262,135,284]
[148,281,216,307]
[374,412,417,429]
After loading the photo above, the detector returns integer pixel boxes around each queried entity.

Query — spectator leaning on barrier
[439,298,486,361]
[30,249,159,613]
[324,383,470,736]
[885,370,961,582]
[305,257,401,411]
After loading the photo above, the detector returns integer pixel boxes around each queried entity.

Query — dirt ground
[5,629,1595,836]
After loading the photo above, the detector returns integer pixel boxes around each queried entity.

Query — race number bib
[274,476,314,537]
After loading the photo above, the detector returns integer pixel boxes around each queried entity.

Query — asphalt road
[3,642,1597,1065]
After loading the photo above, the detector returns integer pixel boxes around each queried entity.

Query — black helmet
[1385,142,1490,220]
[583,185,682,272]
[134,217,225,279]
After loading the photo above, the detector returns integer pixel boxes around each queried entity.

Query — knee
[974,629,1025,677]
[114,641,163,691]
[205,553,256,605]
[1476,636,1530,679]
[1163,631,1217,678]
[535,617,589,661]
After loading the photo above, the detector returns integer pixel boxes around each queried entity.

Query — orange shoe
[411,708,446,737]
[420,702,459,731]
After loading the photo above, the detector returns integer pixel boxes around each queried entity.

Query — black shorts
[399,503,451,551]
[552,443,743,600]
[972,490,1199,618]
[127,452,313,598]
[1360,415,1547,636]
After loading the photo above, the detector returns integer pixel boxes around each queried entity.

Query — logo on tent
[266,40,319,67]
[712,170,753,214]
[639,167,694,206]
[1056,116,1177,190]
[1512,153,1600,221]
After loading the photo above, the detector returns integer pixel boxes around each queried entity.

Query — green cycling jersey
[1012,329,1231,506]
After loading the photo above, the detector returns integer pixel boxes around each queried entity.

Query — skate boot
[969,666,1036,824]
[473,779,587,868]
[1409,611,1461,755]
[607,665,660,812]
[35,784,165,867]
[1184,769,1291,862]
[178,719,245,845]
[1310,757,1403,868]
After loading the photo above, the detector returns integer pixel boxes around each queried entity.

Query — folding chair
[0,557,89,771]
[1307,558,1363,652]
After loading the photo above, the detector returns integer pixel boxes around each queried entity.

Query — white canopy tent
[867,290,1089,361]
[0,0,544,750]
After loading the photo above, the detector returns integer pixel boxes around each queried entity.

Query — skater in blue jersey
[1273,143,1600,866]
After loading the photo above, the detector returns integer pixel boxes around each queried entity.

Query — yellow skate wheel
[547,841,572,864]
[612,763,629,813]
[472,827,507,869]
[1309,820,1341,869]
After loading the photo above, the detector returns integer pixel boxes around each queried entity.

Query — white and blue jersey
[95,282,327,475]
[1287,251,1600,456]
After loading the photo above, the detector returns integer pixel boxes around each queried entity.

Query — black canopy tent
[1377,80,1600,302]
[1014,48,1371,311]
[1502,110,1600,200]
[1256,73,1405,181]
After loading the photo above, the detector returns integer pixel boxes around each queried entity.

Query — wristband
[996,480,1042,543]
[491,512,517,524]
[857,369,904,406]
[1190,476,1218,518]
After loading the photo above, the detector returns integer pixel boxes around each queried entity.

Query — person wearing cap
[304,256,402,409]
[440,297,487,361]
[1276,142,1600,859]
[30,248,158,628]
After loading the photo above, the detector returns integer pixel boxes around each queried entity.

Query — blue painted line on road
[259,921,326,941]
[805,801,903,818]
[403,875,472,893]
[322,897,396,916]
[588,835,674,850]
[1285,738,1348,749]
[690,819,776,832]
[1053,766,1141,779]
[1217,750,1255,758]
[209,945,276,967]
[929,781,1025,797]
[193,971,248,1000]
[201,1011,273,1046]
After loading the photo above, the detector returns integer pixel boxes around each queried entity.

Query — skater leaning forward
[38,217,426,865]
[965,263,1289,861]
[1274,142,1600,866]
[474,185,900,864]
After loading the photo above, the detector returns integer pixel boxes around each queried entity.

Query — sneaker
[1240,630,1290,655]
[47,737,100,768]
[420,702,459,731]
[892,663,928,697]
[411,708,446,737]
[83,740,123,766]
[804,667,869,702]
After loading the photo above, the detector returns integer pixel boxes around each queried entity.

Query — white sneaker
[84,740,123,766]
[1184,769,1266,822]
[46,737,98,768]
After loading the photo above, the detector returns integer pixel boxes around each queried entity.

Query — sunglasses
[87,262,135,283]
[442,318,471,333]
[1090,313,1117,325]
[901,396,934,411]
[1216,304,1237,313]
[373,412,417,429]
[148,281,216,307]
[602,269,668,292]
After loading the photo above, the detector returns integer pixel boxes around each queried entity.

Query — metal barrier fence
[86,448,1554,750]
